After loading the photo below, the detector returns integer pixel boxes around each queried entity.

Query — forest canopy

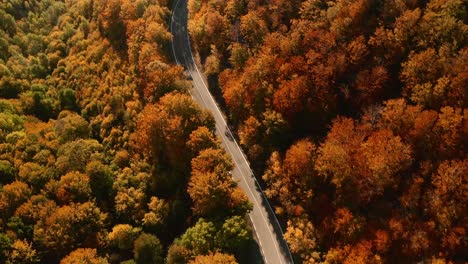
[0,0,250,263]
[187,0,467,263]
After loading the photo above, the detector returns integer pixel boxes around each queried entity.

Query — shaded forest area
[188,0,467,263]
[0,0,252,263]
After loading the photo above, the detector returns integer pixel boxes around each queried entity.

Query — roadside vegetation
[0,0,251,263]
[187,0,467,263]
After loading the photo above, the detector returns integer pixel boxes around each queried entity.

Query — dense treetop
[188,0,467,263]
[0,0,250,263]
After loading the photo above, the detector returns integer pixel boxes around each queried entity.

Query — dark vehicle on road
[224,128,234,141]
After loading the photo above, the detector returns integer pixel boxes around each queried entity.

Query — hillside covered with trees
[187,0,467,263]
[0,0,252,263]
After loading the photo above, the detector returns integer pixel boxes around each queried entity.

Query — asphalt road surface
[170,0,294,263]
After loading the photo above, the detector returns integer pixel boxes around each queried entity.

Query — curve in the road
[170,0,294,263]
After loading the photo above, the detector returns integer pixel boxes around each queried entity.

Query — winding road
[170,0,294,263]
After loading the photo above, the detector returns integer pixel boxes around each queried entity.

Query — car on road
[224,129,234,141]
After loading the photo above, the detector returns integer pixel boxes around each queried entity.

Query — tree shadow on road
[239,224,265,264]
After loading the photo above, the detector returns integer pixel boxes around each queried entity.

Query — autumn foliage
[188,0,467,262]
[0,0,251,263]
